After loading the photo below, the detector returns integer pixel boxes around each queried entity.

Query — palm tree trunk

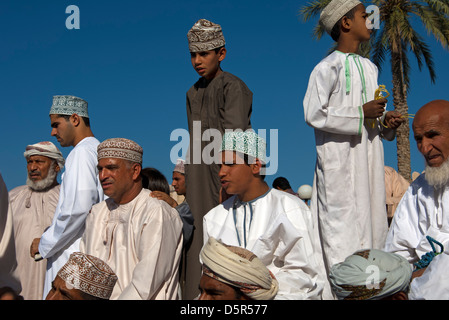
[391,50,412,182]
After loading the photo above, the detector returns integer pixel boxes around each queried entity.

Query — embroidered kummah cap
[220,131,266,164]
[174,159,185,174]
[57,252,118,300]
[24,141,65,170]
[97,138,143,165]
[200,237,279,300]
[319,0,362,35]
[329,249,413,300]
[49,95,89,118]
[187,19,226,53]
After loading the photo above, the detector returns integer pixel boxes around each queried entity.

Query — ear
[54,163,61,173]
[340,15,353,31]
[70,114,81,127]
[218,47,227,62]
[250,159,263,175]
[132,164,142,181]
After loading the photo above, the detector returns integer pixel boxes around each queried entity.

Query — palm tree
[299,0,449,181]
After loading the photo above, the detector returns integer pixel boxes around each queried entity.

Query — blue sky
[1,0,448,193]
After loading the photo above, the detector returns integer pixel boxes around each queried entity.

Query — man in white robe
[80,138,183,300]
[203,131,329,300]
[385,100,449,264]
[30,96,103,298]
[9,141,64,300]
[303,0,404,273]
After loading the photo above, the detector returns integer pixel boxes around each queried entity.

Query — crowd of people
[1,0,449,301]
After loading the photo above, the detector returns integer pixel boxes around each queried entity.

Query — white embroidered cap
[174,158,185,174]
[49,95,89,118]
[220,130,267,164]
[319,0,362,35]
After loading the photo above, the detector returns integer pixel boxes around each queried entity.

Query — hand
[150,191,178,208]
[363,98,387,119]
[383,111,405,129]
[219,187,232,203]
[30,238,40,258]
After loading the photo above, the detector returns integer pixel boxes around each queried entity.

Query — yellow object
[367,85,391,128]
[375,85,390,100]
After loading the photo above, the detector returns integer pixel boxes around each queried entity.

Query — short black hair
[330,6,358,42]
[213,46,225,53]
[242,154,266,181]
[272,177,291,190]
[58,114,90,127]
[141,167,170,195]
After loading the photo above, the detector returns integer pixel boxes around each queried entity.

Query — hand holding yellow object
[367,85,390,128]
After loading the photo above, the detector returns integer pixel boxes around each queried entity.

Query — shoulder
[134,189,182,222]
[310,53,342,76]
[74,137,100,154]
[67,137,100,164]
[359,55,378,72]
[264,189,310,214]
[220,72,252,92]
[8,185,28,201]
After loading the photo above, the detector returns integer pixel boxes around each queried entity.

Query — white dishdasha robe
[39,137,103,298]
[9,184,60,300]
[303,50,395,272]
[203,189,329,300]
[80,188,183,300]
[384,174,449,263]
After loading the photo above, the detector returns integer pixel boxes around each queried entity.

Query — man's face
[97,157,139,204]
[190,48,226,80]
[219,151,253,197]
[172,171,186,196]
[413,112,449,167]
[27,155,56,182]
[198,274,246,300]
[50,114,75,147]
[46,276,88,300]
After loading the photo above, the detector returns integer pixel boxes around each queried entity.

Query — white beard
[424,158,449,189]
[26,165,58,191]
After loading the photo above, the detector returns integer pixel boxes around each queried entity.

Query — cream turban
[174,158,185,174]
[200,237,279,300]
[49,95,89,118]
[57,252,117,300]
[221,130,267,164]
[24,141,65,170]
[97,138,143,165]
[329,249,413,300]
[319,0,361,35]
[187,19,226,53]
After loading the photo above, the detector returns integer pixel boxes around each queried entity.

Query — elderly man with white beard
[384,100,449,267]
[8,141,64,300]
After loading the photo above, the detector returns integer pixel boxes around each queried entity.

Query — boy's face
[190,47,226,80]
[351,3,372,42]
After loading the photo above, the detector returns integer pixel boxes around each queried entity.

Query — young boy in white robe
[203,131,329,300]
[303,0,404,274]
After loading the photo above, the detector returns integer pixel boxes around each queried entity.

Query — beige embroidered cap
[187,19,226,53]
[57,252,118,300]
[97,138,143,165]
